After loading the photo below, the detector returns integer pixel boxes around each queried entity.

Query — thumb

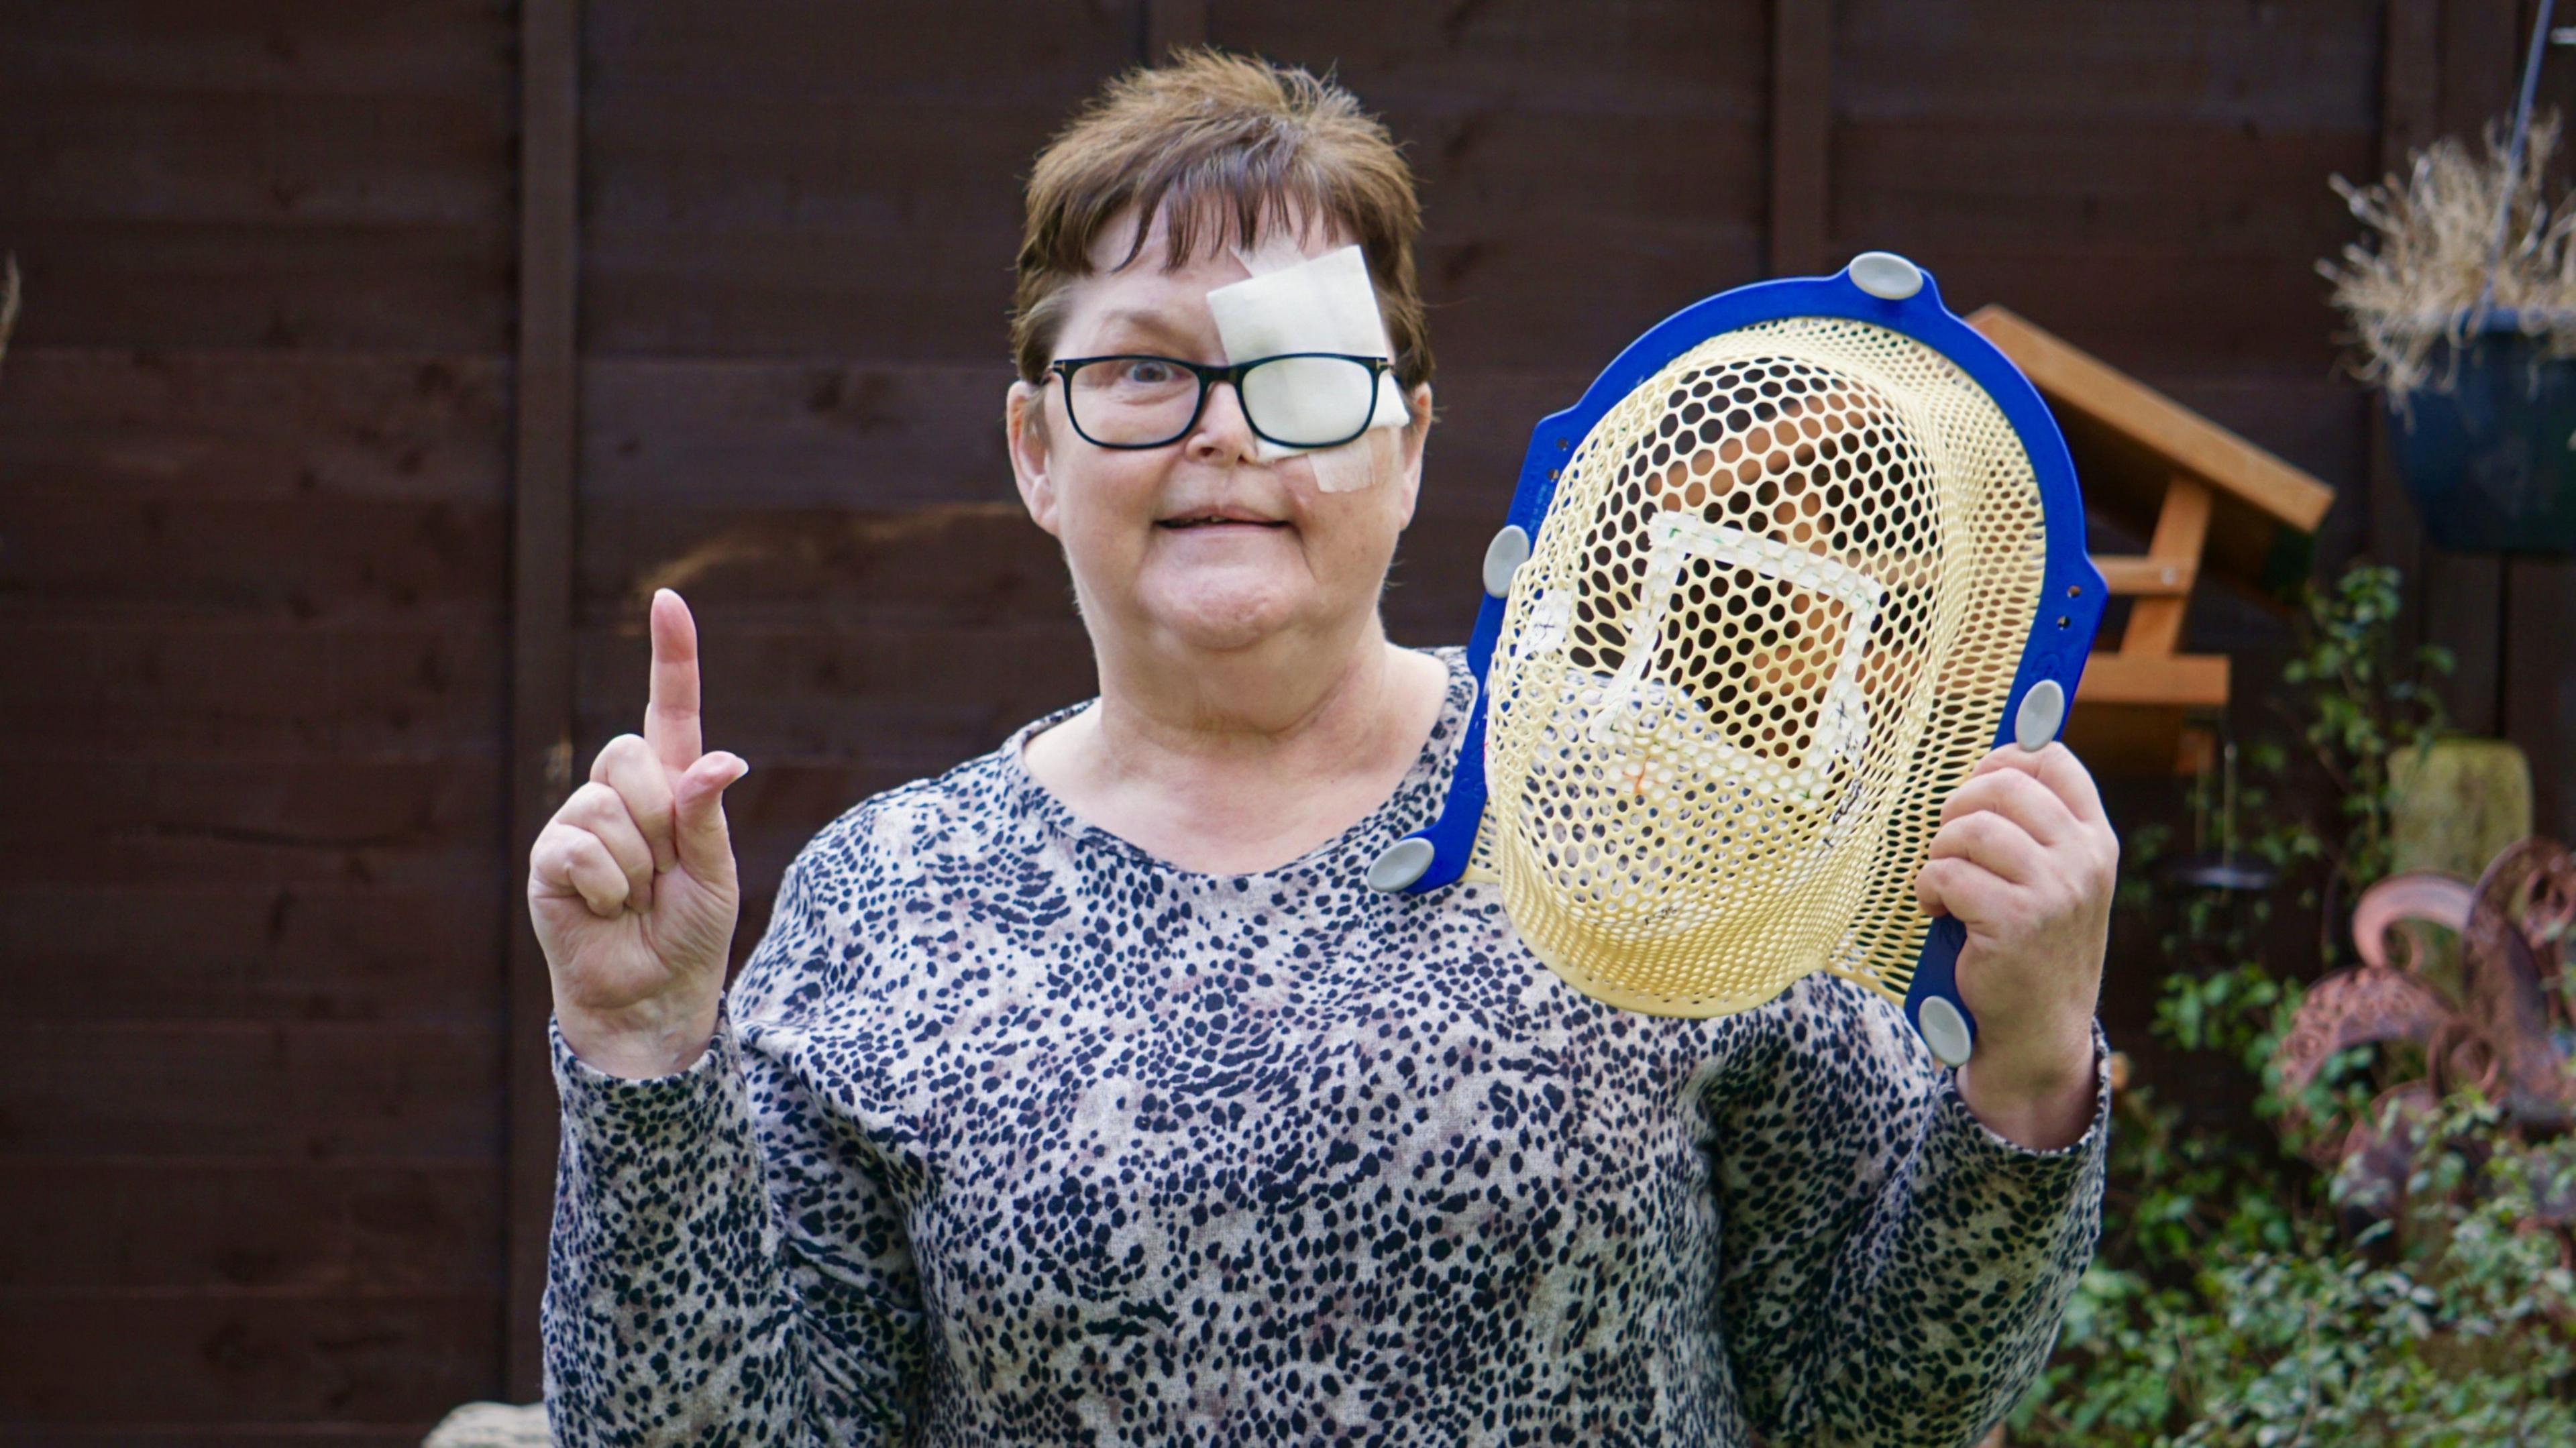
[672,750,748,885]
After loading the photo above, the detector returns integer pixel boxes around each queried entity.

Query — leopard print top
[543,645,2110,1446]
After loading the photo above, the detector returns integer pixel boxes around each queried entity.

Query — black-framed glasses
[1045,352,1393,450]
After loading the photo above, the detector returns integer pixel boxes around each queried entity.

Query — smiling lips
[1155,512,1288,530]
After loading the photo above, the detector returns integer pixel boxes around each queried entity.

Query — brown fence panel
[0,0,517,1439]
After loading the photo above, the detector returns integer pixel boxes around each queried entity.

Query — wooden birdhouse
[1966,306,2337,775]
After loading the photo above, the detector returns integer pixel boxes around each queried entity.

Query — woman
[532,50,2116,1447]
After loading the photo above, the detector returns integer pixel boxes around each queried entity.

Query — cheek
[1050,454,1163,549]
[1311,465,1413,567]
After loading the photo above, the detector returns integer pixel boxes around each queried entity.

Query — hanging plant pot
[2386,311,2576,555]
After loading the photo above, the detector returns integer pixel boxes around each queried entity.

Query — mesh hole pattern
[1469,317,2048,1017]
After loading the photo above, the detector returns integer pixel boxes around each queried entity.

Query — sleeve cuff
[1930,1016,2114,1178]
[550,1007,742,1145]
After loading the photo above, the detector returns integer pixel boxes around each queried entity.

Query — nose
[1184,377,1261,464]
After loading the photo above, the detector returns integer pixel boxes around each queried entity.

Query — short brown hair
[1011,49,1432,393]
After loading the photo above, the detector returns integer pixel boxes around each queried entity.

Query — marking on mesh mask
[1513,586,1574,657]
[1205,243,1410,493]
[1590,513,1884,791]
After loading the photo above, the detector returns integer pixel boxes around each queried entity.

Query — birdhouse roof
[1967,304,2334,592]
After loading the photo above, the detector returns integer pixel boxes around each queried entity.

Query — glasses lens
[1065,357,1201,445]
[1241,356,1377,447]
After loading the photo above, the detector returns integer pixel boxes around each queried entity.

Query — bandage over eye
[1205,243,1411,492]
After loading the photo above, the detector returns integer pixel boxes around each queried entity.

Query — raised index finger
[645,588,704,773]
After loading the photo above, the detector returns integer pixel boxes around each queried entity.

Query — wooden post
[2367,0,2438,639]
[1769,0,1832,277]
[507,0,581,1403]
[2409,0,2523,732]
[2074,474,2229,771]
[2121,476,2213,659]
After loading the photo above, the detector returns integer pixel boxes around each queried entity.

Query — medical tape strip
[1205,242,1411,494]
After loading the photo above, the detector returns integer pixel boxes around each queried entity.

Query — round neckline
[1002,645,1475,886]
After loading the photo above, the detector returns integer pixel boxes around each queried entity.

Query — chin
[1134,567,1314,653]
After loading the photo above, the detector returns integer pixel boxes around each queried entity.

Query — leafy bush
[2007,563,2576,1445]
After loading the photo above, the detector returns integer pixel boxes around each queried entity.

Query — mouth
[1155,513,1290,531]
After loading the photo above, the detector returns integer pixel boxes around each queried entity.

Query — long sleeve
[541,851,931,1446]
[1708,974,2110,1448]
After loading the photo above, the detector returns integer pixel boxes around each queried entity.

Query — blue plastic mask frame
[1384,256,2106,1064]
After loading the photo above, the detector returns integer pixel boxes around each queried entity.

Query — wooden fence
[1,0,2570,1438]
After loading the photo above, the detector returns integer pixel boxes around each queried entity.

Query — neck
[1087,611,1403,772]
[1020,608,1451,875]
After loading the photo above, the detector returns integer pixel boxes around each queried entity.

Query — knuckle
[566,787,636,840]
[2088,837,2120,877]
[590,734,647,781]
[531,822,581,868]
[1950,772,2005,810]
[1964,811,2011,846]
[546,789,591,830]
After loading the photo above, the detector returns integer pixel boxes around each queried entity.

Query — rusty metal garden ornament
[2273,838,2576,1228]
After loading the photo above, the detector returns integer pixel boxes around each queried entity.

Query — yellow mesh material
[1470,317,2047,1017]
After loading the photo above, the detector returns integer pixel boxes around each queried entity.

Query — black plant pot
[2386,312,2576,556]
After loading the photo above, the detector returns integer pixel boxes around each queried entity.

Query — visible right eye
[1119,358,1182,386]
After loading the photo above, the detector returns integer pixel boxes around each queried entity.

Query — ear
[1006,379,1061,537]
[1388,381,1435,529]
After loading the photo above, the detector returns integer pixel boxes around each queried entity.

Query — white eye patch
[1204,243,1411,493]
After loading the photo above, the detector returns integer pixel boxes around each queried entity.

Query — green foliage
[2008,561,2576,1445]
[2275,563,2452,913]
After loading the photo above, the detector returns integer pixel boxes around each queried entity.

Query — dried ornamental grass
[2320,111,2576,404]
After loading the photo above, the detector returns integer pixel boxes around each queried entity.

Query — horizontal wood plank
[0,1023,501,1159]
[0,755,501,888]
[584,0,1137,101]
[0,883,502,1025]
[1,620,504,755]
[0,348,508,503]
[0,495,506,624]
[2091,556,2197,596]
[0,220,512,355]
[0,0,514,98]
[1212,0,1768,109]
[2076,651,2231,707]
[0,1161,500,1292]
[0,1294,494,1425]
[1835,119,2375,253]
[1970,307,2335,529]
[0,91,508,230]
[1835,0,2377,127]
[0,1427,438,1446]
